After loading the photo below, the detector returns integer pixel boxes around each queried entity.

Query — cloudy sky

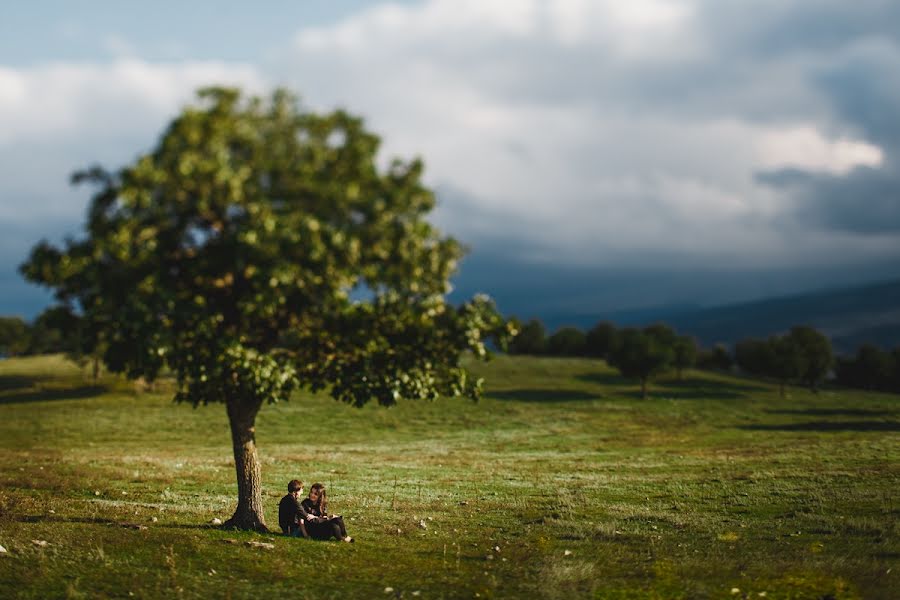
[2,0,899,320]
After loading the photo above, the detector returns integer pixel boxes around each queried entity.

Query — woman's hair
[310,483,327,514]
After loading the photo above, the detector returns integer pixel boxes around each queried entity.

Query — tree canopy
[546,326,587,357]
[20,87,510,530]
[607,327,674,398]
[585,321,616,359]
[508,318,547,355]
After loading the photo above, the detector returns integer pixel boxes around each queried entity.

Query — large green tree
[20,88,509,531]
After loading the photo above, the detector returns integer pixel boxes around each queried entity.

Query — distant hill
[540,279,900,355]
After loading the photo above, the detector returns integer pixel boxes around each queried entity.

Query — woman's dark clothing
[301,498,348,540]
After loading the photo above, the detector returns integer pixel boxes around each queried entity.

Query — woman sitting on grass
[301,483,353,543]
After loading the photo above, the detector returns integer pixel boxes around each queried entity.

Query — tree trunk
[641,378,648,399]
[223,396,268,532]
[92,356,100,382]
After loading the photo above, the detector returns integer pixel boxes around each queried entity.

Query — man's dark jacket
[278,493,305,535]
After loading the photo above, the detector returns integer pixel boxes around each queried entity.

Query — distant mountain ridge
[540,278,900,354]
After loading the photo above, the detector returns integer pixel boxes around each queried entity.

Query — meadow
[0,354,897,599]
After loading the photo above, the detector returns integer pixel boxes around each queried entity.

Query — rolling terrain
[0,354,898,598]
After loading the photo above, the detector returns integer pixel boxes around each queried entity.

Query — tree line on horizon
[507,317,900,397]
[4,307,900,397]
[4,310,900,397]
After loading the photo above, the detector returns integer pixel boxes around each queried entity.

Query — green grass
[0,354,898,599]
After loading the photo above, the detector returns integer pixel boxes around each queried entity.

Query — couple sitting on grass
[278,479,354,542]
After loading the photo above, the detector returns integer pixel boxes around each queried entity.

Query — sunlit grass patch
[0,354,897,598]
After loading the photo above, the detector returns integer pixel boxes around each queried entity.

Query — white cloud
[0,59,264,145]
[279,0,899,268]
[548,0,697,57]
[1,0,897,278]
[0,59,266,223]
[756,126,884,175]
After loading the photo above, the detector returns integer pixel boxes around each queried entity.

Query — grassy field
[0,354,897,599]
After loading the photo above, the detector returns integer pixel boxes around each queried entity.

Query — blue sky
[2,1,899,320]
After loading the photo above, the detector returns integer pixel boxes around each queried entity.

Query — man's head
[288,479,304,496]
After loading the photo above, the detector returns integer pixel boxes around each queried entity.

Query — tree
[671,335,698,380]
[585,321,616,359]
[735,336,798,396]
[0,316,29,357]
[787,326,832,392]
[643,323,677,346]
[734,338,773,378]
[835,344,893,391]
[508,318,546,355]
[767,334,804,397]
[24,307,80,355]
[697,344,732,372]
[546,326,586,357]
[890,348,900,394]
[20,88,510,531]
[607,327,674,399]
[30,306,83,354]
[33,305,107,380]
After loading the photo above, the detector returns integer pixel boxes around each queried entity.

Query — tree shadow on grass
[660,377,768,394]
[619,380,766,401]
[487,389,601,402]
[20,515,117,525]
[576,373,769,401]
[0,375,35,391]
[738,421,900,432]
[576,372,630,386]
[0,384,107,405]
[644,376,773,400]
[623,388,749,401]
[18,514,215,530]
[767,408,894,417]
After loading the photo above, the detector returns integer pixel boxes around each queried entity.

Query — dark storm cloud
[815,41,900,150]
[759,37,900,234]
[698,0,900,59]
[4,0,900,319]
[759,165,900,234]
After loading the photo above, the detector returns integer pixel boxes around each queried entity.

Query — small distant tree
[835,344,893,391]
[508,318,547,355]
[890,348,900,394]
[644,323,677,347]
[787,326,832,392]
[734,338,773,378]
[767,335,805,397]
[0,316,29,357]
[35,305,107,381]
[697,344,732,372]
[24,307,79,355]
[887,347,900,394]
[546,326,586,357]
[671,335,698,380]
[585,321,616,360]
[608,328,674,399]
[735,336,800,396]
[20,87,510,531]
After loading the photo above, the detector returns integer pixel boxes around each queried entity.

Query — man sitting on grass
[278,479,309,538]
